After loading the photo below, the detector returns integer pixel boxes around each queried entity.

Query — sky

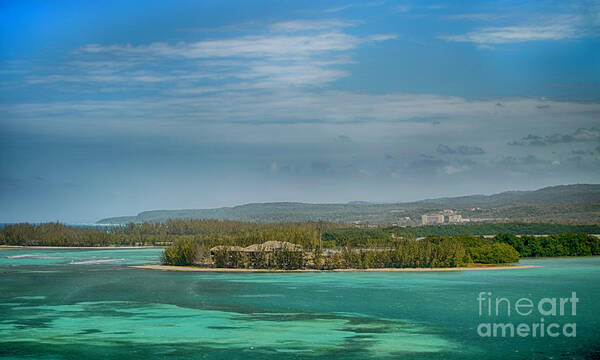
[1,0,600,223]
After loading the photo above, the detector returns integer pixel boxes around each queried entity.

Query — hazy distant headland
[98,184,600,225]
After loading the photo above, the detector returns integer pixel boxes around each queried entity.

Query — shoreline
[0,245,166,250]
[131,264,538,273]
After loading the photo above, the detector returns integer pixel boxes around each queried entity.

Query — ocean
[1,248,598,359]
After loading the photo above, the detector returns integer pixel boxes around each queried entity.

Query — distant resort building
[421,212,470,225]
[394,216,412,227]
[421,214,445,225]
[448,214,463,223]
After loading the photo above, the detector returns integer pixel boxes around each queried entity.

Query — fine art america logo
[477,292,578,338]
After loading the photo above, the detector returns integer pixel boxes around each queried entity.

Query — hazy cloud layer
[437,144,485,155]
[509,128,600,146]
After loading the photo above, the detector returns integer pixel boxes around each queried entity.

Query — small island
[149,221,599,271]
[158,237,520,270]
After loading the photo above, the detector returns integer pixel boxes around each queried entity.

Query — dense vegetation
[449,235,520,264]
[495,233,600,257]
[1,222,119,247]
[388,223,600,237]
[163,236,472,269]
[2,220,599,269]
[0,220,321,247]
[6,221,597,248]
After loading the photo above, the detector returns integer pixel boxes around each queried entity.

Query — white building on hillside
[448,214,463,223]
[421,214,444,225]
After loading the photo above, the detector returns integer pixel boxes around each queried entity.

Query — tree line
[388,223,600,237]
[495,233,600,257]
[2,221,599,269]
[3,220,598,247]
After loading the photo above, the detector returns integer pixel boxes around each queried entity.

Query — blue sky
[1,0,600,222]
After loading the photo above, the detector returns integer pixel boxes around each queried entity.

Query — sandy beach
[131,264,538,273]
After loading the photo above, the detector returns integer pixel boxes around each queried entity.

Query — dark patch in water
[207,325,245,330]
[344,326,391,334]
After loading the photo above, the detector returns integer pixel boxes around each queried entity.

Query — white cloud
[29,21,395,90]
[440,13,598,44]
[237,64,351,87]
[79,32,362,59]
[441,24,579,44]
[325,2,384,13]
[446,13,502,20]
[365,34,399,41]
[269,19,359,32]
[426,4,446,10]
[78,30,396,60]
[26,71,219,84]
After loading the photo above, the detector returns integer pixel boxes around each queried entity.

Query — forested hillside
[98,184,600,224]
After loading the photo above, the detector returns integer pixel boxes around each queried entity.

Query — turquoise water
[1,249,599,359]
[0,248,161,266]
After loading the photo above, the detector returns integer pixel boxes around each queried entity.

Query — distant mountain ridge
[417,184,600,206]
[97,184,600,225]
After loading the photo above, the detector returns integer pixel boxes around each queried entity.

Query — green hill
[97,184,600,225]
